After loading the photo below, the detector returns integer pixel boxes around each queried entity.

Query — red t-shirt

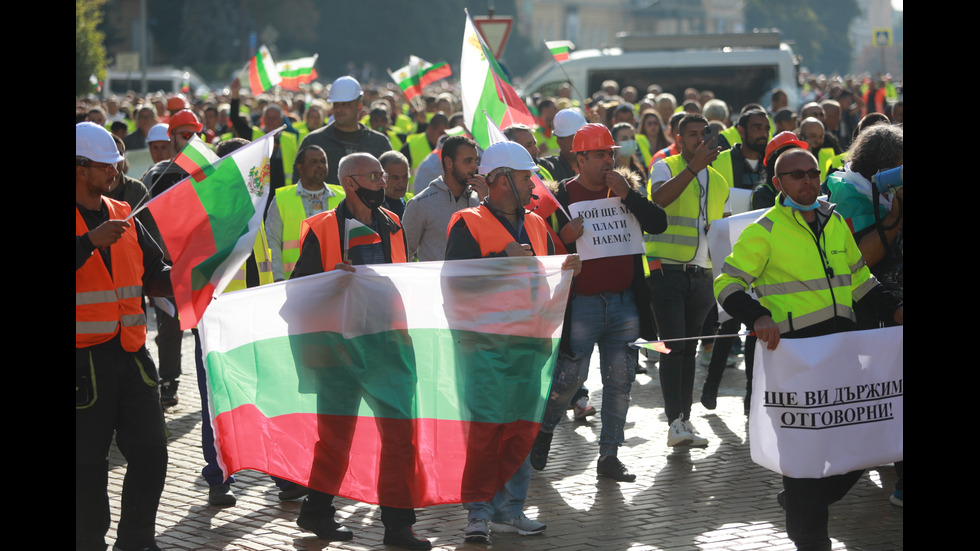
[565,178,634,295]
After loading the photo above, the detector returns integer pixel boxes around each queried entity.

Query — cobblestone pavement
[103,317,903,550]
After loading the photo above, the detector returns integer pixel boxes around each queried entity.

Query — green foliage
[745,0,860,74]
[76,0,108,95]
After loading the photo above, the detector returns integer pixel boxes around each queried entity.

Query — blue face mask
[617,139,638,157]
[783,194,819,211]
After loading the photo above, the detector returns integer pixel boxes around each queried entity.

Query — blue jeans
[463,455,531,522]
[647,266,716,423]
[541,290,639,457]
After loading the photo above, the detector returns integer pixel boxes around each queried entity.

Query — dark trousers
[154,303,183,382]
[783,470,864,551]
[76,343,168,551]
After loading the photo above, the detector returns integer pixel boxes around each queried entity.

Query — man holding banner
[529,123,666,482]
[713,149,902,551]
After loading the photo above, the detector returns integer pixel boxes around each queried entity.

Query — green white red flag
[545,40,575,63]
[142,131,277,330]
[277,55,318,91]
[174,135,220,183]
[460,10,536,150]
[199,256,573,507]
[246,45,282,94]
[345,218,382,249]
[390,55,453,102]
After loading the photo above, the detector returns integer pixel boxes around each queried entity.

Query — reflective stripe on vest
[76,198,147,352]
[449,206,550,257]
[225,223,275,292]
[276,184,346,279]
[645,155,729,263]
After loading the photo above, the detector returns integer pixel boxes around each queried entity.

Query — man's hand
[604,169,631,199]
[689,138,722,173]
[333,260,356,273]
[503,242,532,257]
[893,305,903,325]
[230,77,241,98]
[87,220,131,249]
[466,175,489,201]
[559,216,585,245]
[561,253,582,276]
[754,315,780,350]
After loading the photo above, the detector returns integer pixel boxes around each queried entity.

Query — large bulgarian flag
[143,131,277,330]
[199,256,572,507]
[277,55,318,91]
[245,45,282,94]
[390,55,453,102]
[460,10,536,151]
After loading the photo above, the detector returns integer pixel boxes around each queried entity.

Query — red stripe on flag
[213,405,538,508]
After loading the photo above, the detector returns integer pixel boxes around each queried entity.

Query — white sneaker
[667,414,694,447]
[464,518,489,542]
[489,514,546,536]
[682,418,709,447]
[573,396,596,419]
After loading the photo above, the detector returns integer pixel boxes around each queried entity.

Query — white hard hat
[76,122,124,164]
[329,76,362,103]
[478,141,538,174]
[553,108,587,137]
[147,123,170,143]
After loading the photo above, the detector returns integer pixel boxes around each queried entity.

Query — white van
[519,32,798,111]
[104,66,211,97]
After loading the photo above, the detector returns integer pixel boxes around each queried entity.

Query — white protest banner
[707,207,766,322]
[568,197,645,261]
[750,326,903,479]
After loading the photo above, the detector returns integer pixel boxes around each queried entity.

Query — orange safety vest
[449,205,550,257]
[301,208,408,271]
[76,198,147,352]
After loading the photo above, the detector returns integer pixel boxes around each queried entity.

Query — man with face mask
[289,153,430,550]
[714,148,903,551]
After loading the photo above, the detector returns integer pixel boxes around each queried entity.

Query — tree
[76,0,108,95]
[745,0,859,74]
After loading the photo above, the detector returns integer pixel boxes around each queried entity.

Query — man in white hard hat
[146,123,173,164]
[538,108,587,182]
[300,75,392,186]
[76,122,172,551]
[445,141,580,543]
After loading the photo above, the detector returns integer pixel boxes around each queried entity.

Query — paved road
[104,319,903,550]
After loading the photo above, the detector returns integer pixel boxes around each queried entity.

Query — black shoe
[700,380,719,410]
[297,513,354,541]
[596,456,636,482]
[635,364,648,374]
[208,483,236,507]
[160,379,179,407]
[278,485,309,501]
[383,526,432,550]
[529,431,553,471]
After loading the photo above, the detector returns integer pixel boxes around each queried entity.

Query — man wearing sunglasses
[289,153,430,550]
[713,148,902,551]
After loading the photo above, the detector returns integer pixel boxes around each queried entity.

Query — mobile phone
[702,125,715,146]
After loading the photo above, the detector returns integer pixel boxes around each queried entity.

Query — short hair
[702,99,729,122]
[429,112,450,129]
[800,117,824,132]
[441,135,477,166]
[263,103,283,116]
[853,113,890,139]
[774,108,797,125]
[656,93,677,108]
[379,150,409,170]
[669,111,686,134]
[215,138,250,157]
[338,152,377,182]
[737,108,768,129]
[849,125,903,181]
[678,114,708,135]
[294,144,326,173]
[537,98,557,111]
[110,121,129,134]
[503,124,534,141]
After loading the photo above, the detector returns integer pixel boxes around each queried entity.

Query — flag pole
[386,68,426,116]
[544,40,591,116]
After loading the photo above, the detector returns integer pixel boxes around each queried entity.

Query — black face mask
[352,177,386,210]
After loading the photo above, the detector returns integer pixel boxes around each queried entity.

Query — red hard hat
[571,123,620,153]
[167,95,189,112]
[168,109,202,136]
[764,131,809,166]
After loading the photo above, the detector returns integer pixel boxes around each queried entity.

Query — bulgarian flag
[142,131,277,330]
[199,256,573,507]
[390,55,453,102]
[460,10,536,151]
[245,45,282,94]
[484,111,566,220]
[277,55,318,91]
[345,218,381,249]
[545,40,575,62]
[174,135,219,183]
